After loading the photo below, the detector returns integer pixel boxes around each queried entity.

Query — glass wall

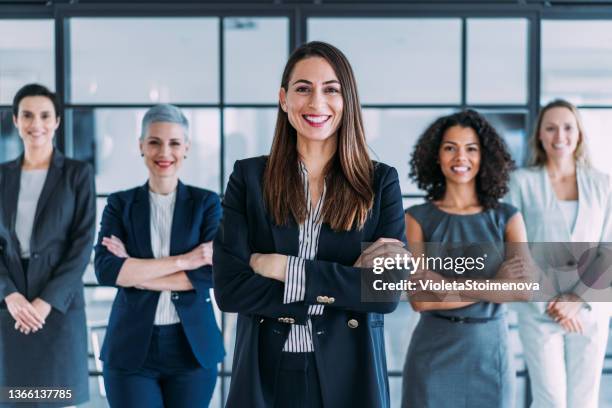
[542,20,612,175]
[0,19,54,162]
[2,6,612,408]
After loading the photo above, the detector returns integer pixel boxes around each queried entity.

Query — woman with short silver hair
[94,104,224,407]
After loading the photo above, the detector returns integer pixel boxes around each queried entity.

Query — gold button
[348,319,359,329]
[278,317,286,323]
[316,296,325,303]
[287,318,295,324]
[328,297,335,304]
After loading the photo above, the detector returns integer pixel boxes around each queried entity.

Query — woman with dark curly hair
[401,110,530,408]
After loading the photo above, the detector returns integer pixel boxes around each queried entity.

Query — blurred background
[1,0,611,406]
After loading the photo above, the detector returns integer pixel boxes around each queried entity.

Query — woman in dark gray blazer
[0,84,95,407]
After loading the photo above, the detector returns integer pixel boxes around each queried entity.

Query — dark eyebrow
[20,110,52,115]
[441,141,479,146]
[291,79,340,86]
[147,136,183,142]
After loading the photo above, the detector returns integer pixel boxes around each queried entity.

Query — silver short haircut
[140,104,189,142]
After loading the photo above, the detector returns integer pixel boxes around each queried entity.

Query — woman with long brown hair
[213,41,407,408]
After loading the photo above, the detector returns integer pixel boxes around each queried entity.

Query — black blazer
[0,149,95,311]
[0,149,94,403]
[213,156,406,408]
[94,181,224,371]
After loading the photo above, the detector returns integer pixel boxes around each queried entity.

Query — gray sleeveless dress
[401,202,518,408]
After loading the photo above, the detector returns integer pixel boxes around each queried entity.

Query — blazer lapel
[32,149,64,229]
[270,217,299,257]
[131,182,154,258]
[169,181,193,255]
[2,156,25,280]
[2,156,22,236]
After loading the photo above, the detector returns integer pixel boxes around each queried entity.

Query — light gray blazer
[505,165,612,313]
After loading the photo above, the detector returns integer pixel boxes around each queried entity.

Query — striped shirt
[149,190,181,325]
[282,162,326,352]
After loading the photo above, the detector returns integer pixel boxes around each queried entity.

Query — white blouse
[149,190,180,325]
[16,169,48,258]
[557,199,578,234]
[282,162,326,352]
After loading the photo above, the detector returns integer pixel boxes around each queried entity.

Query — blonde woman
[505,99,611,408]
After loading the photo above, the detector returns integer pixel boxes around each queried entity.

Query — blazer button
[32,253,40,260]
[316,296,325,303]
[287,318,295,324]
[278,317,287,323]
[348,319,359,329]
[328,297,335,304]
[171,293,179,300]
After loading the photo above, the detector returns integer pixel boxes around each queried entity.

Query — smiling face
[538,106,580,162]
[438,125,481,186]
[140,121,189,181]
[13,96,60,151]
[279,56,344,145]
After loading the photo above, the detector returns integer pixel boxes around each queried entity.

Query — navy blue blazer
[94,180,224,370]
[213,156,406,408]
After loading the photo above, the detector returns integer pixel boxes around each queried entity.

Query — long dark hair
[263,41,374,231]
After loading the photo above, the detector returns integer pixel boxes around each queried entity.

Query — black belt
[431,313,501,324]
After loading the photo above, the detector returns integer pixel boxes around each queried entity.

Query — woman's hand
[32,298,52,321]
[495,256,528,280]
[547,293,584,322]
[102,235,129,258]
[177,242,213,270]
[558,315,583,334]
[250,253,288,282]
[14,298,52,334]
[410,268,444,285]
[353,238,408,269]
[4,292,44,334]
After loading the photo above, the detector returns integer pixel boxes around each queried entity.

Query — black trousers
[270,352,324,408]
